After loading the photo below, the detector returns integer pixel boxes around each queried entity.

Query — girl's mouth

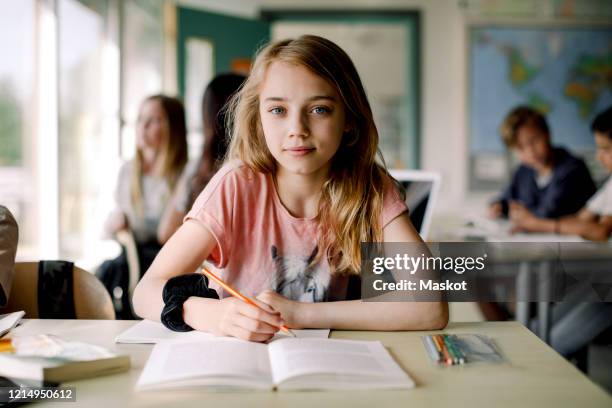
[285,147,315,156]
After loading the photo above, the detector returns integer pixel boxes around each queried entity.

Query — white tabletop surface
[5,319,610,408]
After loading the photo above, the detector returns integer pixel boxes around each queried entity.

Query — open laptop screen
[390,170,441,239]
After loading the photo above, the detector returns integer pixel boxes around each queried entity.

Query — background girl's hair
[227,34,403,274]
[131,94,188,213]
[186,73,246,209]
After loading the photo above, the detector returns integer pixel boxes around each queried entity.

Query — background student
[489,106,596,221]
[158,73,246,243]
[133,35,448,342]
[97,94,188,318]
[0,205,18,308]
[510,105,612,240]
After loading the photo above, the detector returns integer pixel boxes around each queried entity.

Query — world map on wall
[470,26,612,154]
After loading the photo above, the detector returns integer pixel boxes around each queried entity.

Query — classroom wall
[178,0,468,213]
[176,0,611,218]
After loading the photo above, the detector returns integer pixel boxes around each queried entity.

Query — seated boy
[510,106,612,241]
[489,106,596,220]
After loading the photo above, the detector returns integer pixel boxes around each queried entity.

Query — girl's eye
[269,107,285,115]
[311,106,331,115]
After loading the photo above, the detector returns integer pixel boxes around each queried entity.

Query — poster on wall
[468,24,612,190]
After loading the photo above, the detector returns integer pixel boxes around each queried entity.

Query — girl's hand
[184,296,284,342]
[256,290,302,329]
[509,200,537,231]
[488,202,503,219]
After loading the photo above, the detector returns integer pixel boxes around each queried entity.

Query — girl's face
[136,99,169,153]
[259,61,347,179]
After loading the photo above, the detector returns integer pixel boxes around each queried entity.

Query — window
[0,0,171,269]
[0,0,36,257]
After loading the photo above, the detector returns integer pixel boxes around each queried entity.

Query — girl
[133,35,448,341]
[157,74,246,243]
[98,94,188,318]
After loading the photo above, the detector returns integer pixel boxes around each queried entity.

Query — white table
[7,319,611,407]
[440,216,612,343]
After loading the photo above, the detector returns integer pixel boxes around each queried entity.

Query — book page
[268,338,411,387]
[137,339,271,390]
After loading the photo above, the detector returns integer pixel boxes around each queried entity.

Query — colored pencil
[450,335,467,364]
[0,339,15,353]
[423,336,442,363]
[201,266,296,337]
[434,335,453,365]
[443,335,462,365]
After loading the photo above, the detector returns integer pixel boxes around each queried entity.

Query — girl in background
[133,35,447,339]
[99,94,188,318]
[157,74,246,243]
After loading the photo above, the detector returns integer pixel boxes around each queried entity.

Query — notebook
[115,319,330,344]
[0,334,130,383]
[137,337,414,391]
[0,311,25,338]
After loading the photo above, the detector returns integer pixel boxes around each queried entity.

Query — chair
[115,229,141,312]
[1,261,114,319]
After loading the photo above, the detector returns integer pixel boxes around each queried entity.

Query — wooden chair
[1,261,114,319]
[115,229,141,303]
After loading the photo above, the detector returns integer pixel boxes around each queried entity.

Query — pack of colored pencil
[422,334,467,366]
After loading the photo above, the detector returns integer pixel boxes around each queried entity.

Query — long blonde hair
[227,35,402,274]
[131,95,188,213]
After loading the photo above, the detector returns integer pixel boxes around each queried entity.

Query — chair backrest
[1,262,114,319]
[115,229,141,301]
[389,169,441,240]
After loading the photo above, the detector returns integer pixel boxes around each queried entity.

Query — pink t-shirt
[185,161,408,302]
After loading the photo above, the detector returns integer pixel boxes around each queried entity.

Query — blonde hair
[131,95,188,213]
[227,35,402,275]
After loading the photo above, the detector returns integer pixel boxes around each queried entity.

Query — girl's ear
[343,120,358,147]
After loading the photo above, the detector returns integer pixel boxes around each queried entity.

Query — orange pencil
[201,266,296,337]
[0,338,15,353]
[434,335,453,366]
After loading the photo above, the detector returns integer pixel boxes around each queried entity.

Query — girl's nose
[288,112,309,138]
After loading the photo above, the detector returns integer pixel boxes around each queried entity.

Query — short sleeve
[114,161,132,214]
[380,175,409,228]
[184,163,238,268]
[586,177,612,216]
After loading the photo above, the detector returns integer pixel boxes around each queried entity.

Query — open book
[137,338,413,391]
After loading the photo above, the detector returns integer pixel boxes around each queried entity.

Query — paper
[7,334,116,361]
[269,339,402,384]
[0,311,25,338]
[137,339,272,390]
[115,319,330,344]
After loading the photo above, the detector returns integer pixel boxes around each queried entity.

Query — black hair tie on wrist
[160,273,219,332]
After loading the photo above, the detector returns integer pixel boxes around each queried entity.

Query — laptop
[389,170,441,239]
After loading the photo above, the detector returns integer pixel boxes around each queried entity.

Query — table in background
[433,214,612,343]
[8,319,610,408]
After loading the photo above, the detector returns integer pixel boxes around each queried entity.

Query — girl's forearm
[296,300,448,331]
[559,218,610,241]
[132,277,167,321]
[182,296,221,332]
